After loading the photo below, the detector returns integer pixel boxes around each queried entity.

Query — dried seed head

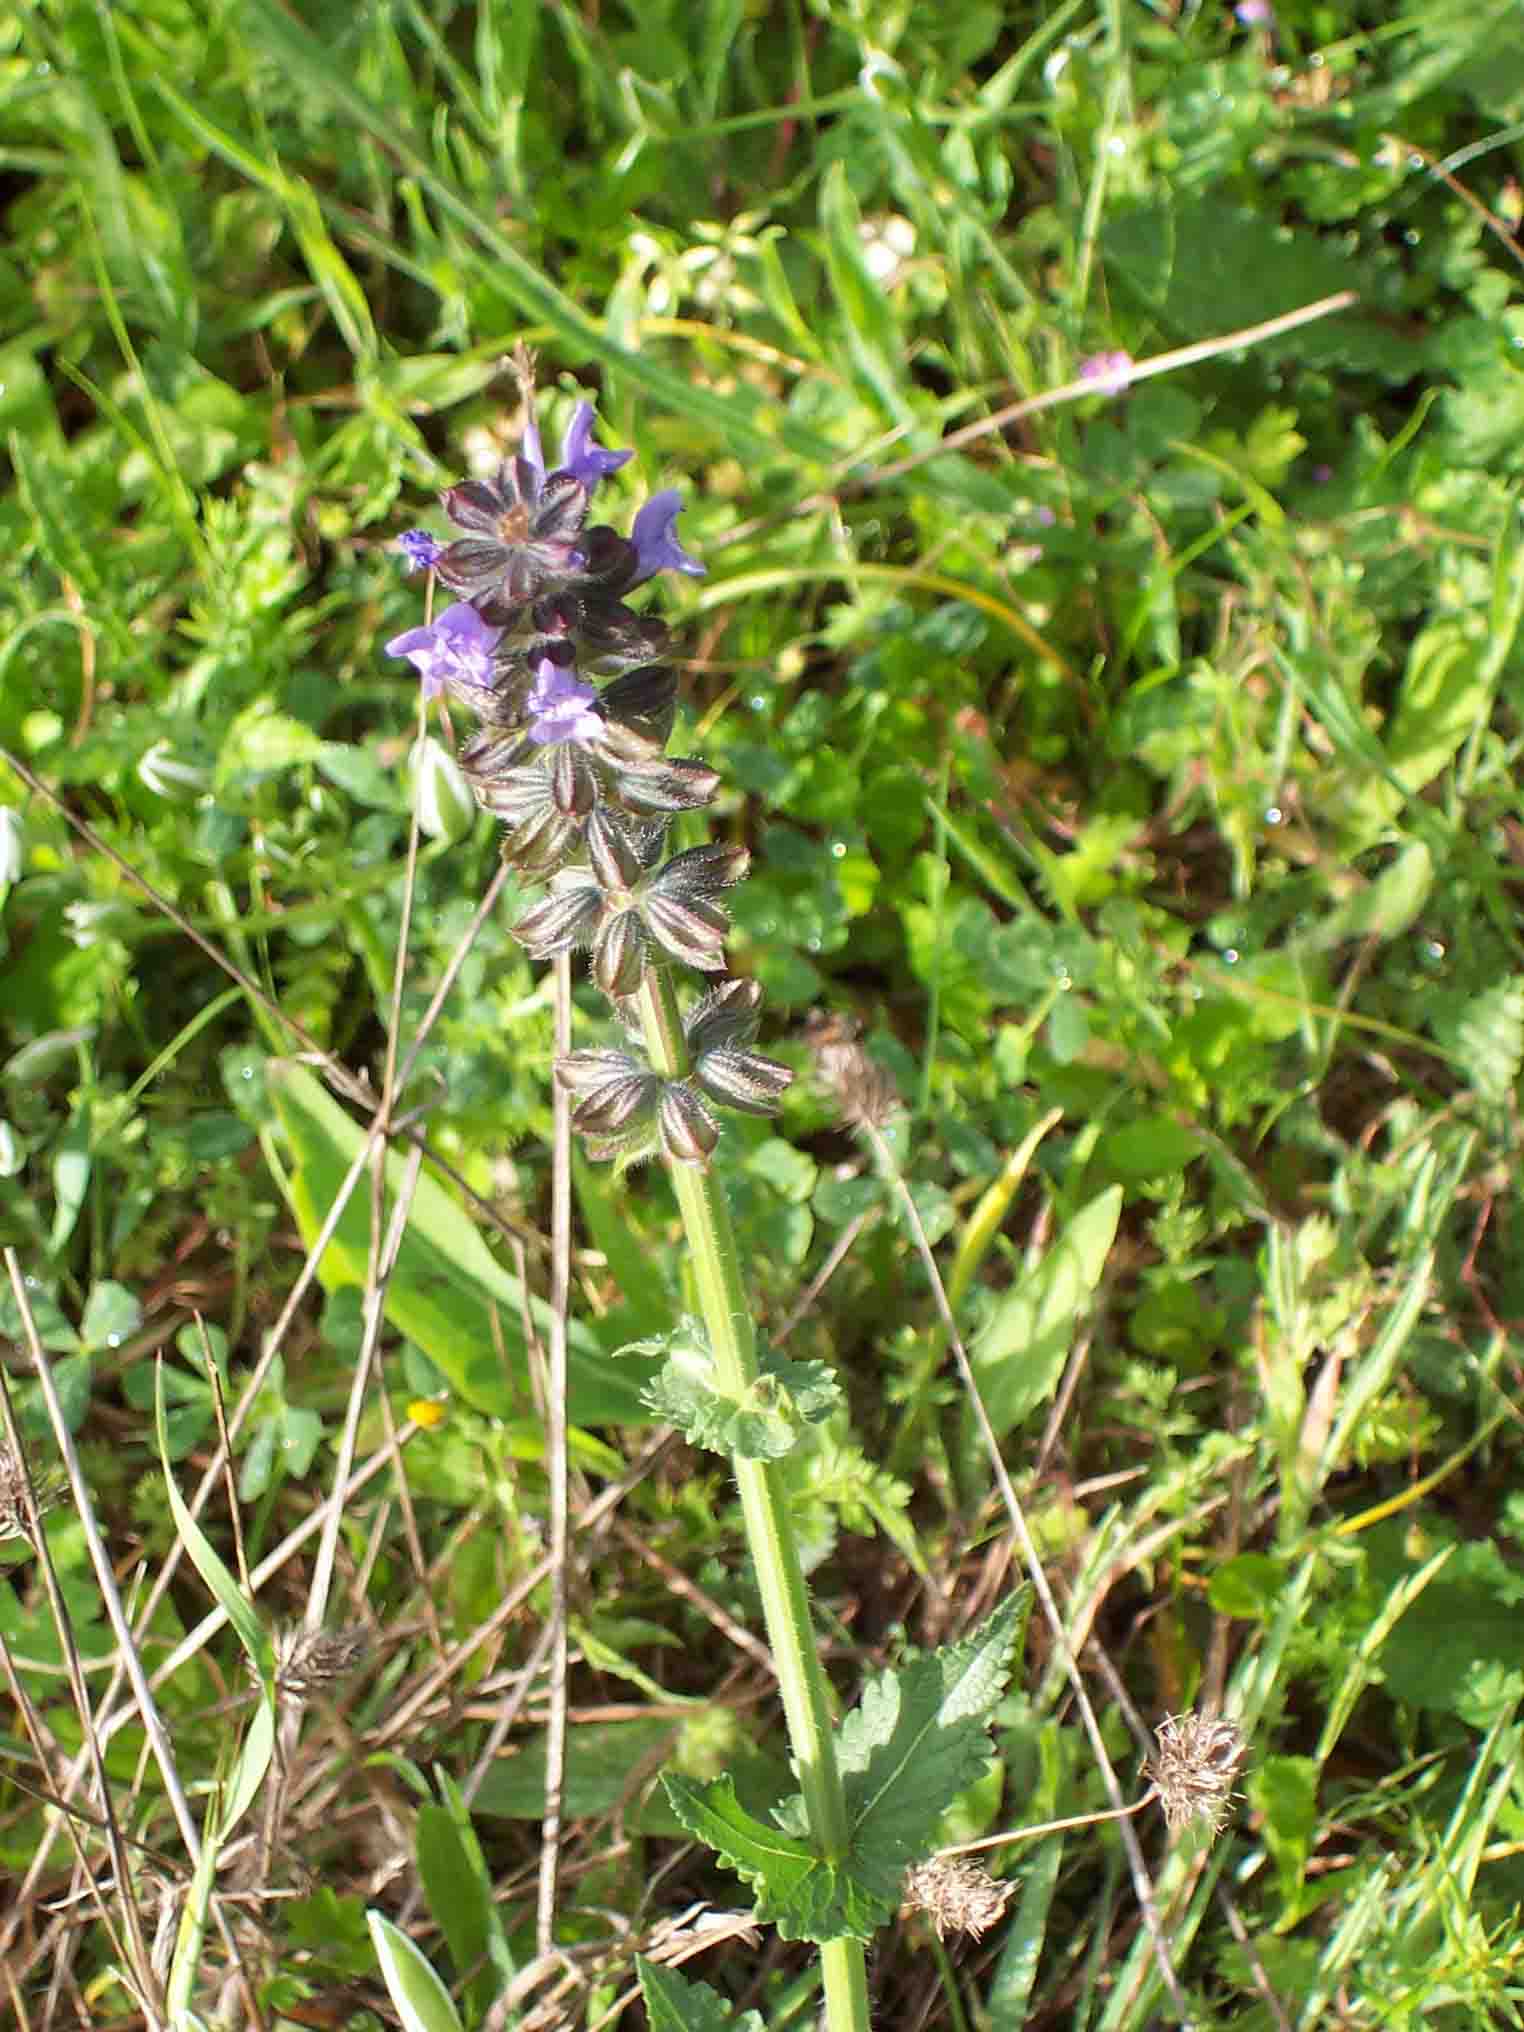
[1147,1710,1246,1837]
[902,1857,1013,1941]
[272,1624,370,1701]
[804,1012,901,1130]
[0,1441,68,1547]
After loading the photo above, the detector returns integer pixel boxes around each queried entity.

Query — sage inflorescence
[387,389,790,1166]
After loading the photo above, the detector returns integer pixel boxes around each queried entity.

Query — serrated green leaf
[663,1773,880,1942]
[829,1598,1022,1905]
[637,1958,766,2032]
[634,1319,841,1460]
[1437,978,1524,1112]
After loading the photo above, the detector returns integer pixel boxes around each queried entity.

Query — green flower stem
[634,968,871,2032]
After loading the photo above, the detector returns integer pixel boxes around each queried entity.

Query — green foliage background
[5,0,1524,2023]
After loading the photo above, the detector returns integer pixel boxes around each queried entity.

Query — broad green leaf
[416,1770,515,2024]
[827,1597,1023,1908]
[266,1060,654,1424]
[216,704,323,786]
[78,1279,141,1352]
[471,1717,678,1819]
[966,1188,1122,1444]
[1300,840,1433,952]
[367,1913,466,2032]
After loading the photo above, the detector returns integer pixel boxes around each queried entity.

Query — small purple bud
[631,490,705,583]
[520,411,546,480]
[385,601,503,700]
[559,402,633,491]
[1235,0,1273,22]
[525,656,604,746]
[1078,350,1135,398]
[397,529,443,572]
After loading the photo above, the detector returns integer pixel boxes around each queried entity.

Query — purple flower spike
[559,402,632,491]
[631,490,705,584]
[398,529,443,573]
[386,602,504,700]
[1078,350,1135,397]
[526,656,604,746]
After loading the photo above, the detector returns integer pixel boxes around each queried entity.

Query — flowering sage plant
[387,399,781,1163]
[383,394,1020,2032]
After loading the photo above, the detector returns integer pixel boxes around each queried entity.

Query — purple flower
[385,602,503,701]
[525,657,604,746]
[397,529,443,573]
[1078,351,1135,397]
[559,402,632,491]
[519,401,631,496]
[1235,0,1273,21]
[630,491,705,583]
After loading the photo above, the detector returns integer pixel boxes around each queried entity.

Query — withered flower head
[272,1624,370,1702]
[902,1857,1013,1941]
[1147,1710,1246,1837]
[803,1011,900,1130]
[0,1441,68,1547]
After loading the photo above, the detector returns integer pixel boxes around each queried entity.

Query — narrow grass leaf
[267,1061,654,1423]
[966,1187,1122,1443]
[154,1358,274,1683]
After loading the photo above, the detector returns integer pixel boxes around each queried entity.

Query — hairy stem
[633,968,870,2032]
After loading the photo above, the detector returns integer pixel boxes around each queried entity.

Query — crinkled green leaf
[637,1958,765,2032]
[630,1318,841,1460]
[662,1773,879,1942]
[780,1597,1024,1908]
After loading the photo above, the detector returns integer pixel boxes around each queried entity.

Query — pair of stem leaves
[624,1318,1027,1948]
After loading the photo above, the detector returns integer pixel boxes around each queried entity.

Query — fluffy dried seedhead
[902,1857,1013,1941]
[0,1440,68,1547]
[1147,1709,1247,1837]
[804,1011,901,1131]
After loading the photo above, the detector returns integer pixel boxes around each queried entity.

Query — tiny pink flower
[1078,350,1135,397]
